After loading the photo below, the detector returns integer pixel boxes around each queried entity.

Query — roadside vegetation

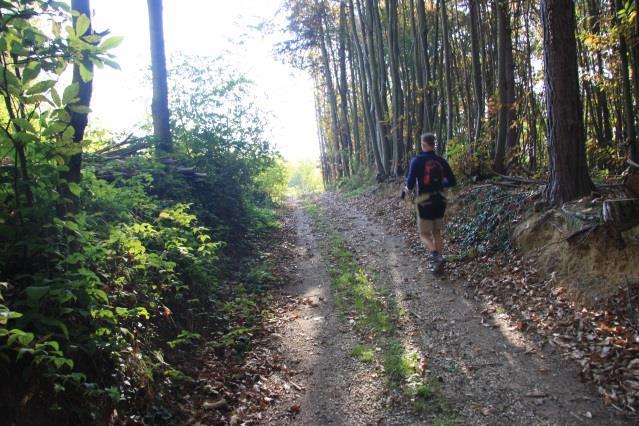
[0,1,288,422]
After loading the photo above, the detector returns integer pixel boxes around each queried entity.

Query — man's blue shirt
[405,151,457,194]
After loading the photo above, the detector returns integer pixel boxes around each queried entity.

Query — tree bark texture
[541,0,594,205]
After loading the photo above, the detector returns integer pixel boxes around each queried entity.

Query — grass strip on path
[303,198,453,421]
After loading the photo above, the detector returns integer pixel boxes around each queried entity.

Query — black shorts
[416,192,446,220]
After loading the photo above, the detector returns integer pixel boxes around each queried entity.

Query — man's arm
[405,158,418,191]
[442,159,457,187]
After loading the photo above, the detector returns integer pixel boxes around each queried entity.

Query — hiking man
[402,132,457,272]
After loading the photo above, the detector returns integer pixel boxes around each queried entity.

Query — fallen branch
[494,172,545,185]
[94,133,135,155]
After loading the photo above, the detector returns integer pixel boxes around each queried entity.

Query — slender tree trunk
[315,83,331,187]
[364,0,390,174]
[351,0,384,174]
[347,35,362,170]
[439,0,453,154]
[416,0,433,134]
[469,0,483,147]
[318,16,344,177]
[68,0,93,181]
[504,1,517,157]
[387,0,403,175]
[147,0,172,153]
[410,0,423,152]
[338,0,352,176]
[615,0,638,162]
[524,3,538,172]
[541,0,594,205]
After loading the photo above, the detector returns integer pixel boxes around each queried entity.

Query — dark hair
[421,132,435,147]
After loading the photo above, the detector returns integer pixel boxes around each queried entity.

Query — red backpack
[422,158,444,188]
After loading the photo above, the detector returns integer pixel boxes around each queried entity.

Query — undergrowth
[334,171,377,199]
[0,51,287,425]
[446,184,531,257]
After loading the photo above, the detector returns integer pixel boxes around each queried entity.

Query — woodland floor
[181,190,638,425]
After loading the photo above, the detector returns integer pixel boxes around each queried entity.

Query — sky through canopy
[90,0,319,162]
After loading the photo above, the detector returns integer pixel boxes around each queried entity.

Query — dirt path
[261,194,633,425]
[261,199,408,425]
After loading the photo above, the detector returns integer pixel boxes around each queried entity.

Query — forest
[1,0,639,424]
[282,0,638,203]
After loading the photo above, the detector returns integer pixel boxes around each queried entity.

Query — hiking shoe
[428,253,443,274]
[430,259,444,274]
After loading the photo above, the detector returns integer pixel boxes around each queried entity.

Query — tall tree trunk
[318,16,344,177]
[541,0,594,205]
[351,0,384,175]
[524,3,538,172]
[615,0,638,162]
[338,0,352,176]
[493,0,514,174]
[469,0,483,146]
[439,0,453,154]
[410,0,423,152]
[387,0,403,175]
[147,0,172,153]
[504,1,517,156]
[68,0,93,181]
[416,0,433,134]
[364,0,390,175]
[347,35,362,170]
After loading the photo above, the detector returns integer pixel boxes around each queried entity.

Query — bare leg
[420,231,436,252]
[433,229,443,253]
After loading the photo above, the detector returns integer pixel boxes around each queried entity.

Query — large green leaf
[26,79,56,95]
[78,62,92,83]
[22,62,41,83]
[24,286,51,302]
[12,117,36,133]
[69,105,91,114]
[62,83,80,105]
[75,14,90,37]
[100,36,124,51]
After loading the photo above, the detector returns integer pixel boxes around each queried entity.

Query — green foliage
[0,0,118,215]
[0,13,282,422]
[383,340,419,386]
[351,343,375,363]
[162,54,282,245]
[288,160,324,194]
[255,159,290,204]
[446,185,528,255]
[167,330,202,349]
[335,170,376,198]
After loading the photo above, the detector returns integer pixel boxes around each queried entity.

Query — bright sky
[90,0,319,162]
